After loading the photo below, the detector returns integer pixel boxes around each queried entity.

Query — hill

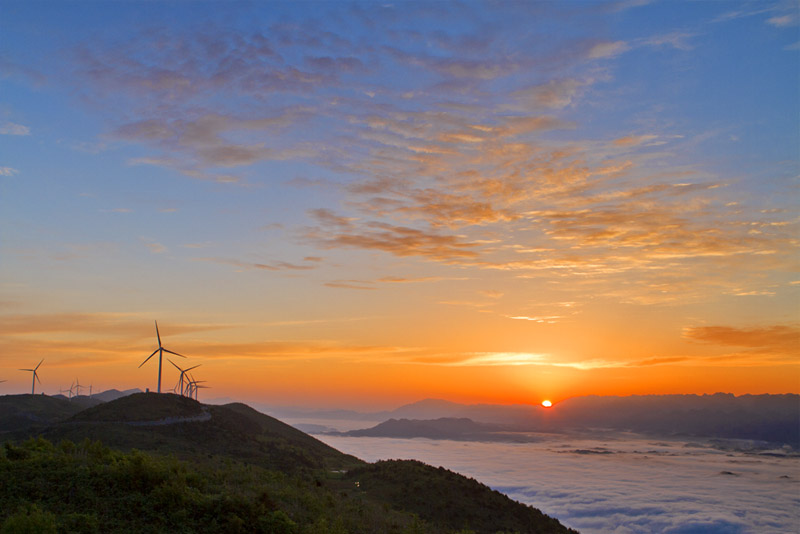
[341,460,575,534]
[339,417,506,440]
[37,393,361,473]
[0,395,86,433]
[0,393,577,533]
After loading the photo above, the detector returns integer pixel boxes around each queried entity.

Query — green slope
[1,393,578,533]
[38,393,361,473]
[0,394,85,433]
[341,460,576,534]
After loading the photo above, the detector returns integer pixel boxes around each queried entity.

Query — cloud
[141,239,167,254]
[0,167,19,176]
[612,134,658,147]
[196,257,320,272]
[642,31,696,51]
[510,79,586,110]
[306,211,481,261]
[318,433,798,534]
[453,352,551,366]
[587,41,630,59]
[684,325,800,353]
[324,280,376,290]
[0,122,30,135]
[0,58,46,86]
[378,276,468,283]
[0,312,226,338]
[507,315,562,324]
[767,14,797,27]
[384,46,521,80]
[48,7,796,311]
[176,340,409,360]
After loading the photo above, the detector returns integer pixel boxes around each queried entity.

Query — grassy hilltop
[0,393,577,534]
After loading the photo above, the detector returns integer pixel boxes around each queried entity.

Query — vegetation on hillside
[0,437,575,534]
[0,395,84,433]
[0,394,577,533]
[341,460,576,534]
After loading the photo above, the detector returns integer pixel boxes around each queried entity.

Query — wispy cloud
[0,167,19,176]
[587,40,630,59]
[0,122,30,135]
[767,14,797,27]
[684,325,800,354]
[324,280,376,290]
[141,238,167,254]
[196,257,320,272]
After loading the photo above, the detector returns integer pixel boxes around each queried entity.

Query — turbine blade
[34,359,44,371]
[20,368,33,372]
[155,321,162,347]
[185,364,201,372]
[34,372,41,384]
[163,349,185,358]
[167,359,182,371]
[139,349,159,368]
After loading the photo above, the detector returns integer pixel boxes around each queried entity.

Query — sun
[541,400,552,408]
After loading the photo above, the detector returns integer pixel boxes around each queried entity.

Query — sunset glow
[541,401,552,408]
[0,1,797,410]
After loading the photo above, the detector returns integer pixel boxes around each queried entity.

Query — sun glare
[542,400,552,408]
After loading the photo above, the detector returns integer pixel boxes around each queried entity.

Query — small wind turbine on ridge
[168,359,200,397]
[139,321,185,393]
[20,359,43,395]
[186,374,209,401]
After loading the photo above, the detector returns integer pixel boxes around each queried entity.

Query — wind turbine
[168,359,200,397]
[74,378,83,397]
[19,359,43,395]
[139,321,185,393]
[186,375,208,401]
[193,383,209,401]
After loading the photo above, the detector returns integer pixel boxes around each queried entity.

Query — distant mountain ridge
[339,417,502,440]
[292,393,800,447]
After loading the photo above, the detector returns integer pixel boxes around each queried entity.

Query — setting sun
[542,400,552,408]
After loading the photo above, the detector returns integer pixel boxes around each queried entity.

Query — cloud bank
[320,435,799,534]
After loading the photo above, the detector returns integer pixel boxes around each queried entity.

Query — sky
[1,0,798,409]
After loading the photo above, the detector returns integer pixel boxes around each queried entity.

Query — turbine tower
[20,359,43,395]
[186,375,208,401]
[168,359,200,397]
[139,321,185,393]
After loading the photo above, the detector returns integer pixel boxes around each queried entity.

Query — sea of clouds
[314,431,799,534]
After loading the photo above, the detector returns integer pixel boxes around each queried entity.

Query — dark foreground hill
[37,393,361,473]
[0,393,577,534]
[0,394,86,433]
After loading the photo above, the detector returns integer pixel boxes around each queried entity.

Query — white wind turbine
[20,359,43,395]
[139,321,185,393]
